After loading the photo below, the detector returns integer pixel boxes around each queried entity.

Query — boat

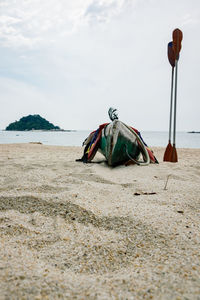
[77,108,158,166]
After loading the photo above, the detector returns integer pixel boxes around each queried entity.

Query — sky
[0,0,200,131]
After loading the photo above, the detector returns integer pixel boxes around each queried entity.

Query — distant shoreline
[2,129,76,132]
[188,131,200,134]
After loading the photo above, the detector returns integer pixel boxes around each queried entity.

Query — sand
[0,143,199,300]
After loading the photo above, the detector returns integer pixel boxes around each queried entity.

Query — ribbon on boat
[87,123,108,161]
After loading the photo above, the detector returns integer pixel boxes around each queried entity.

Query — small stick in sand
[164,174,171,190]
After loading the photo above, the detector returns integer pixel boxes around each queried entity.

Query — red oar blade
[172,28,183,59]
[168,42,176,67]
[171,145,178,162]
[163,142,173,161]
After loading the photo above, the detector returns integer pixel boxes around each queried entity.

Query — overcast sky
[0,0,200,131]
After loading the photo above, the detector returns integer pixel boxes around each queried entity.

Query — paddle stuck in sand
[163,28,183,162]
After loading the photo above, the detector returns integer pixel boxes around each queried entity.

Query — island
[188,131,200,134]
[6,115,61,131]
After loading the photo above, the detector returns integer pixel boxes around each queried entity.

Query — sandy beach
[0,143,199,299]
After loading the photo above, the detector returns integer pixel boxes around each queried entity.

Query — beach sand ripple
[0,144,199,299]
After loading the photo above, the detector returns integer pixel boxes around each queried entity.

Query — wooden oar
[171,28,183,162]
[163,42,175,161]
[172,29,183,59]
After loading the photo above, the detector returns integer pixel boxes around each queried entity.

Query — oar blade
[163,142,173,161]
[172,28,183,59]
[171,145,178,162]
[168,42,175,67]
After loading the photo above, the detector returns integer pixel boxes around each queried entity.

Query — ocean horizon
[0,129,200,149]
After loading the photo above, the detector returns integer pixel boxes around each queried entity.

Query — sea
[0,130,200,149]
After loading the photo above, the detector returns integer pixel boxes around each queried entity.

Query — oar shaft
[173,60,178,145]
[169,67,174,142]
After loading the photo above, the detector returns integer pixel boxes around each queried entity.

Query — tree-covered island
[6,115,61,131]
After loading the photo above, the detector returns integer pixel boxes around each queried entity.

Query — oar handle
[169,67,174,142]
[173,60,178,145]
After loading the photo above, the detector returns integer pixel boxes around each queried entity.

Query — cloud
[0,0,131,48]
[0,0,200,131]
[0,76,49,128]
[85,0,126,23]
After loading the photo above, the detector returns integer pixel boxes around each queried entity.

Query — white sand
[0,143,199,299]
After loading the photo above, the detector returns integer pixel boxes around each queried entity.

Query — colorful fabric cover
[77,122,158,165]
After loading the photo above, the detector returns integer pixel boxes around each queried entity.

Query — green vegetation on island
[6,115,61,131]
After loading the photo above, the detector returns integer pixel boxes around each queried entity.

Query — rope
[122,122,150,166]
